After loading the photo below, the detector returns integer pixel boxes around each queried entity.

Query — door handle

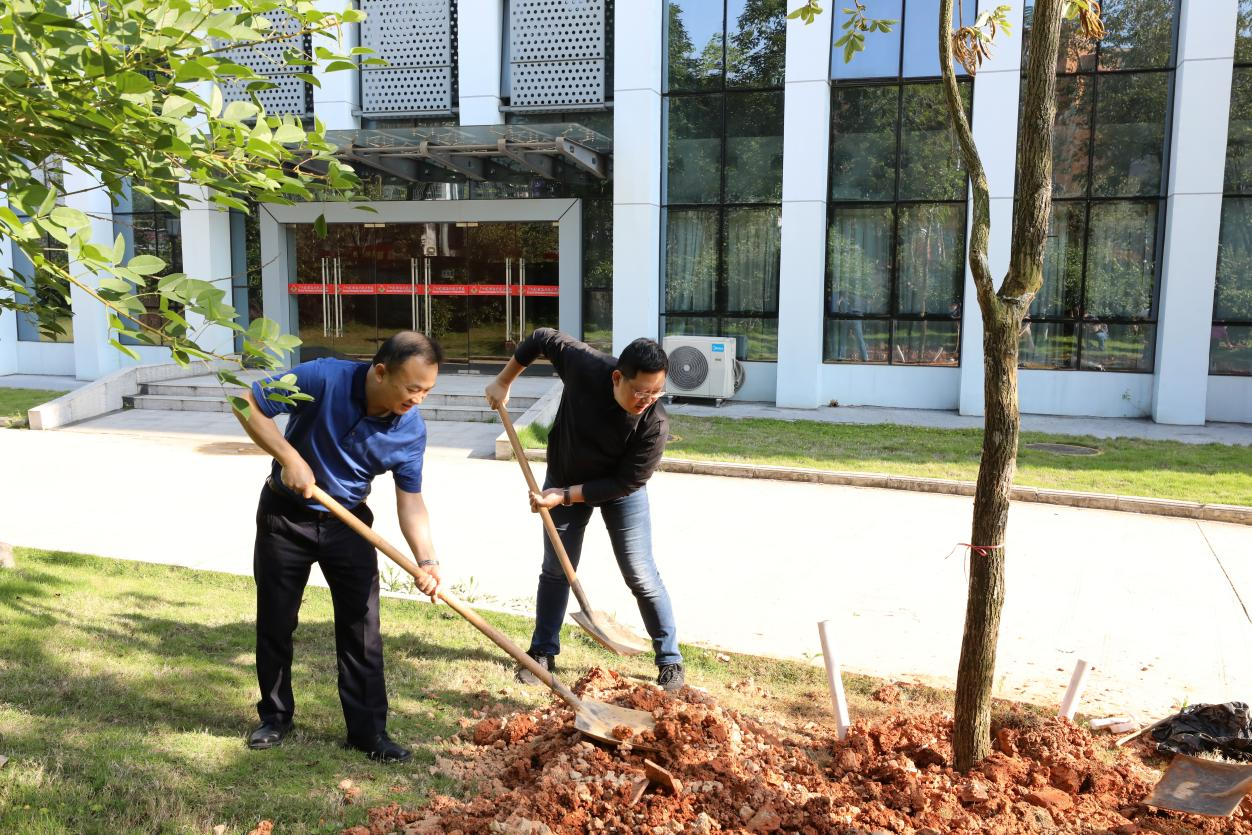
[321,257,329,338]
[519,257,526,340]
[505,257,513,344]
[411,257,419,333]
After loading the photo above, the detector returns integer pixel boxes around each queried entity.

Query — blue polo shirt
[252,358,427,510]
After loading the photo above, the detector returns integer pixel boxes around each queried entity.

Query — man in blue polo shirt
[232,331,443,763]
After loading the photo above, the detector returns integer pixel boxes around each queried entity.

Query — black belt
[263,478,366,520]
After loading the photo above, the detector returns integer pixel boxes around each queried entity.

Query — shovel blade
[574,698,657,748]
[571,609,650,657]
[1148,754,1252,817]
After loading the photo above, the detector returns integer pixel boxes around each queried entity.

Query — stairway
[123,376,539,423]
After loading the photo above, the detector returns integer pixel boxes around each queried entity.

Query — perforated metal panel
[215,9,310,117]
[361,0,456,114]
[508,0,606,107]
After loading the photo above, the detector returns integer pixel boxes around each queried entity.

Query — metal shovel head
[1147,753,1252,817]
[571,609,650,657]
[573,697,657,748]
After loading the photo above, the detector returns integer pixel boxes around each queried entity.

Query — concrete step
[141,383,537,411]
[125,394,523,424]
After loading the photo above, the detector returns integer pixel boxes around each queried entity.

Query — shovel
[494,405,651,657]
[1147,753,1252,817]
[307,485,656,747]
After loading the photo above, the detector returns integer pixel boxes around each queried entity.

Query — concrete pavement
[1,410,1249,722]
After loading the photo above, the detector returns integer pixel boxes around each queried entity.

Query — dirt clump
[352,669,1252,834]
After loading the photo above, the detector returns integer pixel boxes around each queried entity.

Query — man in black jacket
[485,329,684,690]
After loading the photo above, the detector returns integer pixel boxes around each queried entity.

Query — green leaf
[273,124,305,144]
[228,395,251,419]
[128,254,167,275]
[116,71,153,94]
[112,233,126,264]
[161,95,197,119]
[50,206,90,230]
[313,214,327,238]
[222,100,260,123]
[108,339,141,361]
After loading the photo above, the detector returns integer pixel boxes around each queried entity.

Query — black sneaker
[515,650,555,685]
[657,663,685,692]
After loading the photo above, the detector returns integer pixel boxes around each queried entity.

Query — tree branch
[939,0,996,312]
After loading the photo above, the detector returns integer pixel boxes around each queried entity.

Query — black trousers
[253,483,386,743]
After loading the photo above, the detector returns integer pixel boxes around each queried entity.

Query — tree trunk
[952,303,1021,770]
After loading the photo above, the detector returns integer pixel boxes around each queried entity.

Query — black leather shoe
[247,719,293,750]
[349,732,411,763]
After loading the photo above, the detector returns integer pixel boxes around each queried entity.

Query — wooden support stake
[1058,658,1091,720]
[817,620,851,740]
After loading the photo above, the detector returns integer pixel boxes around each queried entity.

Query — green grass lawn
[0,548,943,835]
[662,416,1252,507]
[0,389,62,428]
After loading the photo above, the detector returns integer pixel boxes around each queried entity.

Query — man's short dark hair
[617,338,668,379]
[373,331,444,370]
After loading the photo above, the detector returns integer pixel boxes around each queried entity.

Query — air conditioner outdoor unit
[663,336,737,403]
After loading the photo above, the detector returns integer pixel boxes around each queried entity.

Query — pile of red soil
[347,669,1252,834]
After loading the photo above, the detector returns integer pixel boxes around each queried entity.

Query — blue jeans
[529,483,682,667]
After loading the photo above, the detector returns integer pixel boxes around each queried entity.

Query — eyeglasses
[627,385,665,403]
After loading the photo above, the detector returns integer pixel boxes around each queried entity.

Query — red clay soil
[348,668,1252,835]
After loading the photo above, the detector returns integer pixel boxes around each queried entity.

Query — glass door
[292,223,380,360]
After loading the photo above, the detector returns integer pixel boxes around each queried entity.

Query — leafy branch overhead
[0,0,373,390]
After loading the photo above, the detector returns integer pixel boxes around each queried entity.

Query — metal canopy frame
[325,123,611,183]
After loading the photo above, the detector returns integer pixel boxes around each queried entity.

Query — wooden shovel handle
[494,405,596,614]
[307,485,581,710]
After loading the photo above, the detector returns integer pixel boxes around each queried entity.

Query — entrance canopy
[324,123,612,184]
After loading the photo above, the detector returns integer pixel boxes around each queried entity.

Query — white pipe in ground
[1058,658,1091,720]
[817,620,851,740]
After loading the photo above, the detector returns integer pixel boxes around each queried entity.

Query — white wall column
[1151,0,1239,424]
[313,0,360,129]
[259,207,295,340]
[611,0,664,353]
[458,0,504,125]
[774,1,834,408]
[957,0,1025,416]
[178,186,236,356]
[0,209,16,375]
[64,166,122,381]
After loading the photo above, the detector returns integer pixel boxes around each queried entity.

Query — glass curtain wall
[1018,0,1177,372]
[11,161,72,343]
[1212,0,1252,376]
[824,0,973,366]
[663,0,786,361]
[112,181,183,346]
[229,208,262,353]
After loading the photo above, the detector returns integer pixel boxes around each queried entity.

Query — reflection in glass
[1216,198,1252,321]
[1035,201,1086,318]
[895,204,965,316]
[666,0,724,91]
[12,239,73,343]
[1019,321,1077,369]
[666,209,719,313]
[720,316,778,361]
[831,0,901,80]
[1238,0,1252,65]
[1084,201,1157,319]
[899,82,970,201]
[584,289,613,353]
[726,0,786,88]
[902,0,973,77]
[724,207,781,314]
[1091,73,1168,197]
[894,320,960,366]
[1209,325,1252,375]
[667,95,723,204]
[1049,76,1093,198]
[1097,0,1175,71]
[825,318,889,363]
[1083,323,1154,371]
[1226,69,1252,194]
[725,91,784,202]
[665,315,719,342]
[829,85,898,201]
[827,206,893,315]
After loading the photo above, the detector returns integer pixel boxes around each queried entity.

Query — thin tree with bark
[794,0,1105,771]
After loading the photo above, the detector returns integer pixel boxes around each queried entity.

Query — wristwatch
[562,487,571,506]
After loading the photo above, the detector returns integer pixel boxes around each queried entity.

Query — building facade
[1,0,1248,424]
